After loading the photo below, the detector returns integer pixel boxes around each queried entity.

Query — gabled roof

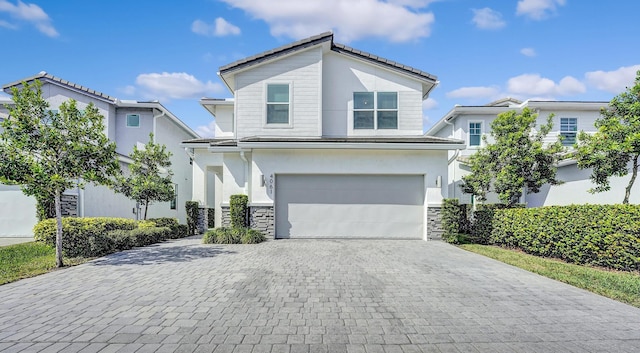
[2,72,199,138]
[3,71,116,103]
[218,32,438,95]
[425,99,608,137]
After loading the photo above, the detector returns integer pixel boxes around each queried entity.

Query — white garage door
[275,174,424,239]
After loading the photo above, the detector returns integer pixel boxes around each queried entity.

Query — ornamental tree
[461,107,564,206]
[0,81,119,267]
[117,133,174,220]
[576,70,640,204]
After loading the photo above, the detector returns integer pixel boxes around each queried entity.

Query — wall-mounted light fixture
[260,174,266,187]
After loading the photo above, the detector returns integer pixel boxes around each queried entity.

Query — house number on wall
[268,174,274,195]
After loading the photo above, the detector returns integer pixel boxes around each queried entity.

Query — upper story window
[353,92,398,130]
[127,114,140,127]
[560,117,577,146]
[266,84,290,124]
[469,122,482,147]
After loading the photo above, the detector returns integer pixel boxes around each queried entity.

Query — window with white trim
[266,84,290,124]
[126,114,140,127]
[353,92,398,129]
[560,117,577,146]
[469,122,482,146]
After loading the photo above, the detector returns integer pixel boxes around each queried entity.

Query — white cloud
[192,17,241,37]
[516,0,565,20]
[134,72,225,100]
[520,47,536,57]
[472,8,505,30]
[585,65,640,93]
[0,0,58,37]
[422,97,438,110]
[447,86,500,99]
[507,73,585,97]
[196,120,216,138]
[219,0,435,43]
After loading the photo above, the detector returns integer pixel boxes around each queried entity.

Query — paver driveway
[1,237,640,353]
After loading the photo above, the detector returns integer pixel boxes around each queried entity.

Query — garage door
[275,174,424,239]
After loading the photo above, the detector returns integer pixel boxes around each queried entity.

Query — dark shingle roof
[218,32,437,84]
[3,72,116,102]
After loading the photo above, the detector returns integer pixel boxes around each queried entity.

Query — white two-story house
[184,32,464,240]
[425,98,640,206]
[0,72,199,236]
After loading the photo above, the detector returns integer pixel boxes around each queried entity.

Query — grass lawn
[460,244,640,308]
[0,242,88,285]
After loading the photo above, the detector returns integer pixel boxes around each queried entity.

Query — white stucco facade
[188,32,462,240]
[0,73,199,235]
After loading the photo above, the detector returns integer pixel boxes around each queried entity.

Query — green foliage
[116,133,174,219]
[34,217,137,258]
[491,205,640,271]
[129,227,172,246]
[203,227,266,245]
[147,217,183,239]
[35,196,55,221]
[174,224,188,238]
[461,108,564,206]
[185,201,199,235]
[0,81,120,267]
[137,220,156,229]
[230,194,249,228]
[470,204,523,244]
[441,199,468,244]
[106,229,135,251]
[207,208,215,228]
[576,71,640,204]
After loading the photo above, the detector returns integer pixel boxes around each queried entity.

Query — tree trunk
[143,199,149,220]
[54,189,64,268]
[623,154,639,204]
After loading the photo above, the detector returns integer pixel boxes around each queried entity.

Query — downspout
[444,117,460,199]
[152,109,167,141]
[239,150,249,195]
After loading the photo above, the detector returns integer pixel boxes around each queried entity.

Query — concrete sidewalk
[0,237,34,247]
[0,237,639,352]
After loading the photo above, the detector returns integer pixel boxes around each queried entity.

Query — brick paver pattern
[1,236,640,352]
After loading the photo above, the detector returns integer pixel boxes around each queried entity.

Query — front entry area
[275,174,425,239]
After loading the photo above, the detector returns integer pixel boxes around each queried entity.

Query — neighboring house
[425,98,640,206]
[183,32,465,240]
[0,72,199,236]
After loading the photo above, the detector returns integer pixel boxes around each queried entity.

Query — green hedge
[441,199,468,244]
[185,201,199,235]
[34,218,137,257]
[34,217,190,258]
[230,195,248,228]
[492,205,640,271]
[203,227,265,244]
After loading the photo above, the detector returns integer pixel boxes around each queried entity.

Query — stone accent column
[60,194,78,217]
[249,206,274,239]
[197,206,208,234]
[427,207,443,240]
[220,206,231,228]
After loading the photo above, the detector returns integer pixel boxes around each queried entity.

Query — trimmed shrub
[491,205,640,271]
[147,217,182,238]
[107,229,135,251]
[207,208,215,228]
[137,220,156,229]
[441,199,468,244]
[470,203,524,244]
[241,228,266,244]
[34,217,137,258]
[129,227,172,247]
[230,194,248,228]
[185,201,199,235]
[174,224,188,239]
[203,227,266,245]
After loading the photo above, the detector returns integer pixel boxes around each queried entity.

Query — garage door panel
[276,174,424,239]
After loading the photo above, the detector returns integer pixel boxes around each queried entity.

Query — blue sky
[1,0,639,137]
